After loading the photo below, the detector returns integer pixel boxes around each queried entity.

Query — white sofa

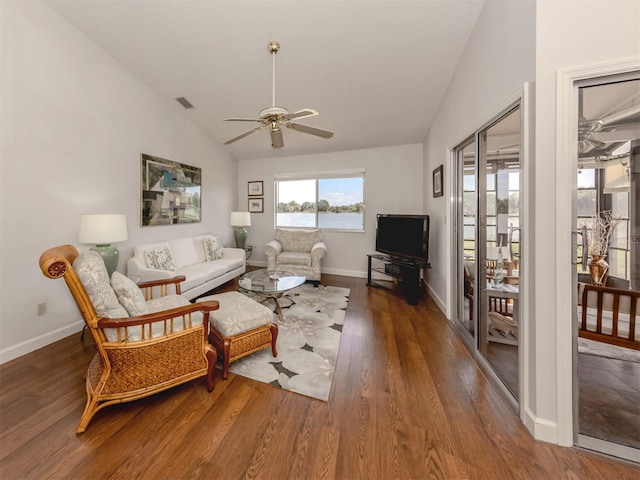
[127,234,245,300]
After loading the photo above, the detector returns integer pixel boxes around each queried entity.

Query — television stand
[366,254,428,305]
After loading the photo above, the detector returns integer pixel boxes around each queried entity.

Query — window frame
[274,169,365,232]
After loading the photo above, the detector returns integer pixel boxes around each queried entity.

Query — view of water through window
[275,175,364,230]
[277,212,363,229]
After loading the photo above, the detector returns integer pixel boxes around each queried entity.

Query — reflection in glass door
[456,139,477,342]
[454,105,521,404]
[479,107,521,401]
[574,77,640,460]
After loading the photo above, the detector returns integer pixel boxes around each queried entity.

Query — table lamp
[78,214,128,277]
[230,211,251,249]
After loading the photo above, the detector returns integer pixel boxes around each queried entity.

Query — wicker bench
[198,291,278,379]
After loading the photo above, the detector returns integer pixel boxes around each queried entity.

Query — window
[275,171,364,231]
[577,165,631,282]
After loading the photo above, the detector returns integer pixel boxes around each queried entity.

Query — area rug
[229,284,350,401]
[578,338,640,363]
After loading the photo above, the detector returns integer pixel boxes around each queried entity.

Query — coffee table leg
[251,293,295,323]
[273,298,285,322]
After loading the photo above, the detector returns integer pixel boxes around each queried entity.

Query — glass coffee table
[238,269,306,321]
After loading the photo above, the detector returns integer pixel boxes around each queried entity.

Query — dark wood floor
[578,352,640,449]
[2,274,639,479]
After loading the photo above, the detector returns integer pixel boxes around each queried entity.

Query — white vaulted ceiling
[46,0,485,161]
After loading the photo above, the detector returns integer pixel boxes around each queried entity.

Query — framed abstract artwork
[140,153,201,226]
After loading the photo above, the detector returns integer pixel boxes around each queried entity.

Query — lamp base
[91,244,119,278]
[234,227,247,249]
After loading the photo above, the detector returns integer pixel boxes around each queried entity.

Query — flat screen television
[375,214,430,263]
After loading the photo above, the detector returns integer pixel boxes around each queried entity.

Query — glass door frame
[450,85,534,416]
[453,135,477,347]
[557,59,640,459]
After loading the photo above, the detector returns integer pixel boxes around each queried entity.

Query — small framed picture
[248,197,264,213]
[248,180,263,196]
[433,165,443,198]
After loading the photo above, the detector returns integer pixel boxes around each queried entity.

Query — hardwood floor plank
[1,274,639,479]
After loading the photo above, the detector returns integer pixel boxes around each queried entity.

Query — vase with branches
[581,210,620,286]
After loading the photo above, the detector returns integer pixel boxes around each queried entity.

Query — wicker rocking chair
[39,245,220,434]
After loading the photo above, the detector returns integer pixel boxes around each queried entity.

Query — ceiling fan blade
[284,109,319,121]
[286,123,334,139]
[601,104,640,127]
[224,118,263,123]
[270,128,284,148]
[223,126,264,145]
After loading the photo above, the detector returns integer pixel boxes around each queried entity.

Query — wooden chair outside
[578,282,639,351]
[464,263,475,323]
[39,245,220,433]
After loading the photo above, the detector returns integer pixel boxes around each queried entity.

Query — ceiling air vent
[176,97,194,109]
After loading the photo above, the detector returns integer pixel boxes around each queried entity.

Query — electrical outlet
[37,302,47,316]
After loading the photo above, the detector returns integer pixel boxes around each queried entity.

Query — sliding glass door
[573,75,640,460]
[454,104,522,404]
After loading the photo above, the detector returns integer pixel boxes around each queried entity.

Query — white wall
[422,0,535,311]
[237,144,424,277]
[0,1,237,363]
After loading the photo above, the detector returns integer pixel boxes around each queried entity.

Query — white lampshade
[230,211,251,227]
[78,214,128,244]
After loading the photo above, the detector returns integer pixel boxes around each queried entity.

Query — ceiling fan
[578,88,640,155]
[223,41,334,149]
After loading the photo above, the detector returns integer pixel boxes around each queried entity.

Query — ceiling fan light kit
[223,41,334,149]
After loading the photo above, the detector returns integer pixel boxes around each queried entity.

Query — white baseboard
[524,406,559,444]
[425,282,445,313]
[322,267,366,278]
[0,321,84,365]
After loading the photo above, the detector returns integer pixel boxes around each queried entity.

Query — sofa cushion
[168,237,202,269]
[203,235,224,261]
[73,251,128,319]
[144,245,176,271]
[192,234,210,263]
[212,256,245,272]
[277,251,312,267]
[176,262,229,291]
[111,272,148,316]
[275,228,323,252]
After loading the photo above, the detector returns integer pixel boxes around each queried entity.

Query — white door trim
[555,57,640,446]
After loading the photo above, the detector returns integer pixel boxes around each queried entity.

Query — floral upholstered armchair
[263,228,327,286]
[39,245,219,433]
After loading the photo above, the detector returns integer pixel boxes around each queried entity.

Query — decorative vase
[588,254,609,286]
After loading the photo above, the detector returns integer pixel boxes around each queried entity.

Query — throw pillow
[73,251,128,319]
[204,235,223,261]
[111,272,148,316]
[144,246,176,271]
